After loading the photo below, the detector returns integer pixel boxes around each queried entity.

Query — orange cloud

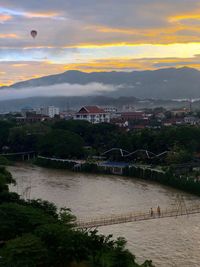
[62,56,200,72]
[0,14,12,22]
[12,64,28,67]
[88,25,136,35]
[0,61,66,86]
[23,46,56,50]
[79,22,200,45]
[62,59,153,72]
[169,12,200,23]
[24,11,61,19]
[0,33,19,39]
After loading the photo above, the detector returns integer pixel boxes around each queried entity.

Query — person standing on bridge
[157,206,161,216]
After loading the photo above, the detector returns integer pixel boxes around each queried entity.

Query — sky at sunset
[1,0,200,85]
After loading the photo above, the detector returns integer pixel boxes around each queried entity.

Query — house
[121,111,146,121]
[184,116,200,125]
[103,106,117,113]
[171,108,190,117]
[162,118,184,126]
[16,114,50,123]
[110,118,128,128]
[98,161,130,175]
[60,111,75,120]
[74,106,110,124]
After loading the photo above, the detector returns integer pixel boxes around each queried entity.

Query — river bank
[35,156,200,198]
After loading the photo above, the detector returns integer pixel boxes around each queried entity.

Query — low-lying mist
[0,83,119,100]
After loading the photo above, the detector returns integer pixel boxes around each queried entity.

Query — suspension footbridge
[76,197,200,228]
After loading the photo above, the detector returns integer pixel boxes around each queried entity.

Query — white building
[184,116,200,125]
[40,106,60,118]
[122,105,136,112]
[74,106,110,124]
[103,106,117,113]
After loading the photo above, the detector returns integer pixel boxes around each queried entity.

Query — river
[8,163,200,267]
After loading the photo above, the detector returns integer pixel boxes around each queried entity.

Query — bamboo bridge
[75,201,200,229]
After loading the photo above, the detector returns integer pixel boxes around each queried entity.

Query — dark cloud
[0,0,200,48]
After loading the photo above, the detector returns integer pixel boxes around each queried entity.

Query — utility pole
[189,98,192,113]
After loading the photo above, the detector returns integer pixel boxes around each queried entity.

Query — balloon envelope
[31,30,37,38]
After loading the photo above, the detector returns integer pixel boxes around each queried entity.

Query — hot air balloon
[30,30,37,38]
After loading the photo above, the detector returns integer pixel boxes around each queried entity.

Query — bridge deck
[76,204,200,228]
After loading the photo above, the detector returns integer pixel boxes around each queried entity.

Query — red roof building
[74,106,110,124]
[78,106,106,114]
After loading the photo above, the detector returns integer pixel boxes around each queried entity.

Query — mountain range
[2,67,200,99]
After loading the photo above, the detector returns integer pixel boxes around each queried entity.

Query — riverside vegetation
[1,119,200,196]
[0,119,200,161]
[0,166,154,267]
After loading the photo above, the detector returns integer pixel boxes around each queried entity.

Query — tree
[0,234,48,267]
[0,156,9,166]
[39,129,84,158]
[0,203,56,240]
[9,127,38,152]
[0,121,14,152]
[35,224,91,266]
[166,145,193,164]
[0,166,15,193]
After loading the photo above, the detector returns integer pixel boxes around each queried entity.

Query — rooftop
[99,161,130,168]
[78,106,106,114]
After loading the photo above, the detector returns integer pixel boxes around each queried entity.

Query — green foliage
[35,224,91,266]
[3,119,200,165]
[59,207,76,225]
[165,145,193,164]
[0,166,15,193]
[0,203,56,240]
[124,166,200,197]
[0,191,20,204]
[38,129,84,158]
[0,121,14,152]
[0,166,13,183]
[8,123,51,153]
[0,234,48,267]
[23,199,58,219]
[0,156,9,166]
[0,175,9,193]
[9,127,38,152]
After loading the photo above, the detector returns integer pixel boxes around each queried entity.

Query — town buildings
[40,106,60,118]
[15,103,200,128]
